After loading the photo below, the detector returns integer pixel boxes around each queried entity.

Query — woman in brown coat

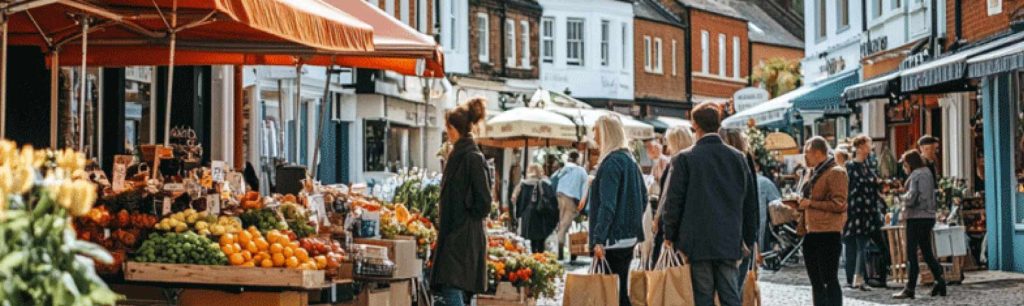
[430,98,493,305]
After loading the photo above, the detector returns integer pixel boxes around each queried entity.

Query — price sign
[307,194,327,225]
[162,197,172,216]
[227,172,245,196]
[112,155,134,192]
[207,194,221,215]
[211,160,226,182]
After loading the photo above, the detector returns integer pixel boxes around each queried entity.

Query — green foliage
[133,232,227,265]
[0,189,121,306]
[753,58,802,98]
[746,126,778,175]
[392,176,441,225]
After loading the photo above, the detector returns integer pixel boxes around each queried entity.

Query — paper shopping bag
[629,248,651,306]
[563,258,619,306]
[742,246,762,306]
[646,246,695,306]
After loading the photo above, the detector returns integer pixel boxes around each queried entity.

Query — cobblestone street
[537,259,1024,306]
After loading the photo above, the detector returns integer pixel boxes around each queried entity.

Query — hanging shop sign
[733,87,770,113]
[819,57,847,77]
[900,48,932,70]
[861,36,889,57]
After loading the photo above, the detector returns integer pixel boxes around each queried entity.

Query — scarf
[801,157,836,198]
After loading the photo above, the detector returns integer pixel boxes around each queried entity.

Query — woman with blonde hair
[719,128,761,292]
[649,125,695,267]
[589,114,647,306]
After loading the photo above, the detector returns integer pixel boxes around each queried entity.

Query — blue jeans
[690,259,742,306]
[433,286,465,306]
[844,235,870,285]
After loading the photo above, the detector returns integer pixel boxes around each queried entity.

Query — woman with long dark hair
[430,98,493,306]
[892,149,947,299]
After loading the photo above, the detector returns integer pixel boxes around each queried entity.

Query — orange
[260,258,274,268]
[245,241,259,253]
[266,231,281,244]
[238,230,253,245]
[255,251,270,262]
[286,256,299,269]
[229,253,245,265]
[282,246,294,257]
[288,241,300,249]
[248,226,260,236]
[295,248,309,262]
[241,250,253,262]
[314,256,327,269]
[272,253,286,267]
[221,244,236,255]
[270,243,284,254]
[219,233,235,245]
[240,261,256,268]
[255,238,269,251]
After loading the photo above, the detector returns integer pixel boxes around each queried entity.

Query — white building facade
[538,0,634,103]
[798,0,865,141]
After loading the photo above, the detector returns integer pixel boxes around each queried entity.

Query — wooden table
[882,226,964,284]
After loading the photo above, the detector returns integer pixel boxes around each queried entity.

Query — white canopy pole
[162,0,177,145]
[77,17,89,151]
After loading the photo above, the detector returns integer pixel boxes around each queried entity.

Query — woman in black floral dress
[844,135,884,290]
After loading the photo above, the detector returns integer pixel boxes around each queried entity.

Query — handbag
[563,257,619,306]
[646,245,694,306]
[742,244,761,306]
[629,248,652,306]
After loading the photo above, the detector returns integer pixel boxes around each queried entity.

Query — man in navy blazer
[660,102,759,306]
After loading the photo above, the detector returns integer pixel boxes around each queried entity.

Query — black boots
[931,279,947,297]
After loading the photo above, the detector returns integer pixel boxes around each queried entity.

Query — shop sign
[900,49,931,70]
[733,87,770,113]
[819,57,846,77]
[861,36,889,56]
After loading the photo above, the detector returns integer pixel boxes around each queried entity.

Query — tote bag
[629,248,652,306]
[646,245,695,306]
[563,257,619,306]
[742,245,761,306]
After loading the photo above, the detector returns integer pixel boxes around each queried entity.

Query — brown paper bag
[742,245,761,306]
[646,246,695,306]
[628,248,651,306]
[563,258,619,306]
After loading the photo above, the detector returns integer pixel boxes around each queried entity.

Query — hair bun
[464,97,487,124]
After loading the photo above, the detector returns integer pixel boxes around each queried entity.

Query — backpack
[530,180,559,214]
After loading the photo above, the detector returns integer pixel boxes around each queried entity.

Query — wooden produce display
[125,262,326,289]
[178,289,309,306]
[882,226,964,284]
[353,238,422,279]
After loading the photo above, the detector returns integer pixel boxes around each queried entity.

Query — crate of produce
[124,262,326,289]
[354,238,422,279]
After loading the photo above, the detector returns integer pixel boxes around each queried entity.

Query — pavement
[533,258,1024,306]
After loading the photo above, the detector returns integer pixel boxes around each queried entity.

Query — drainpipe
[931,0,939,55]
[954,0,962,46]
[862,0,869,51]
[499,3,508,76]
[684,8,693,109]
[747,37,752,87]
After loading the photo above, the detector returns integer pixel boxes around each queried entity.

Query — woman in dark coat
[430,98,493,306]
[512,164,559,253]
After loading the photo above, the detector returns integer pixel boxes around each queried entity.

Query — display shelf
[124,262,326,289]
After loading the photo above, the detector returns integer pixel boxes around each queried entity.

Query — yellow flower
[0,165,12,192]
[69,179,96,216]
[0,141,15,166]
[11,166,33,195]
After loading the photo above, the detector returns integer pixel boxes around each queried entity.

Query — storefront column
[982,74,1016,271]
[939,93,972,180]
[862,100,886,140]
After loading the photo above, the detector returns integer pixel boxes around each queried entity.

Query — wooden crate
[124,262,325,289]
[178,289,308,306]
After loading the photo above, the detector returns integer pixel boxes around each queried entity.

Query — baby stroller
[761,201,804,271]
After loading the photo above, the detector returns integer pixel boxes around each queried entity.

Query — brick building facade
[633,0,688,116]
[946,0,1023,47]
[468,0,543,81]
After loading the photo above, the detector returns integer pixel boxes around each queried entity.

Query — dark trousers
[691,259,742,306]
[905,218,944,292]
[843,235,870,285]
[604,246,635,306]
[530,239,546,254]
[803,232,843,306]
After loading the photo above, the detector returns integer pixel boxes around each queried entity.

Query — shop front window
[124,67,156,154]
[365,120,388,172]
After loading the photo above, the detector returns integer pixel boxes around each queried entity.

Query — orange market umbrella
[2,0,375,145]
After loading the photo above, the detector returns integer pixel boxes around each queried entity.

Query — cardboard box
[389,279,413,306]
[933,226,967,257]
[178,289,308,306]
[357,288,390,306]
[354,238,422,279]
